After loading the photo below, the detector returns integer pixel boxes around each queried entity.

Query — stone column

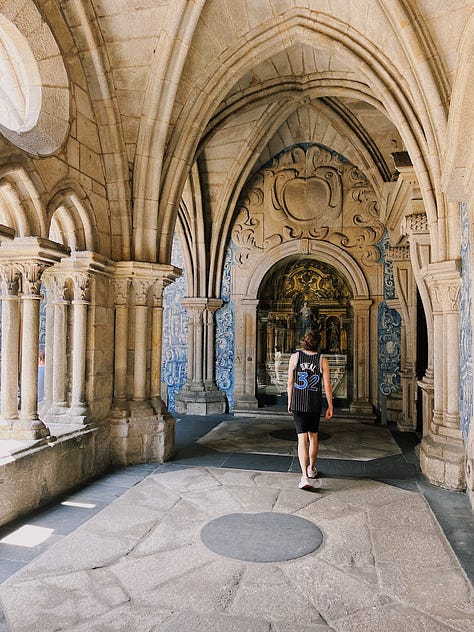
[420,261,465,490]
[19,263,49,438]
[42,277,55,417]
[112,278,130,407]
[149,269,183,413]
[193,304,205,387]
[386,246,418,431]
[150,284,164,408]
[50,276,69,417]
[175,298,226,414]
[402,212,434,436]
[132,278,153,403]
[110,262,180,466]
[349,298,374,415]
[69,272,90,419]
[257,314,267,386]
[205,299,223,389]
[0,265,21,434]
[233,297,259,411]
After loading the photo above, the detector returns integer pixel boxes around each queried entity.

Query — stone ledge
[0,425,110,528]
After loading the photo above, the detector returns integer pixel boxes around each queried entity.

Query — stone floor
[0,413,473,631]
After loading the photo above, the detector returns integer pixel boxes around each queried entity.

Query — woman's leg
[308,431,319,471]
[297,431,309,475]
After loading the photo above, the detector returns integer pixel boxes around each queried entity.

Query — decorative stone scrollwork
[232,143,383,267]
[232,207,263,264]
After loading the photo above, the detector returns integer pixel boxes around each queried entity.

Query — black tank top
[290,350,323,413]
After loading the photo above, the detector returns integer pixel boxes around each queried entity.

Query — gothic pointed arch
[47,183,100,253]
[0,161,46,237]
[155,5,448,266]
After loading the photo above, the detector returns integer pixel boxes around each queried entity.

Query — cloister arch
[48,186,99,253]
[0,163,46,237]
[155,7,444,265]
[232,239,373,414]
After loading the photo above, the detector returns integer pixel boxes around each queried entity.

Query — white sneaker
[298,476,314,491]
[307,465,318,479]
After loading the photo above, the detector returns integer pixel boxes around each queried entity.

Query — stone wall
[0,427,110,527]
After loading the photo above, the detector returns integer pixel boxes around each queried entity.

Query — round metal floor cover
[201,512,323,562]
[269,429,331,442]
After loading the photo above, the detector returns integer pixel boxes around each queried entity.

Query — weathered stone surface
[2,468,472,631]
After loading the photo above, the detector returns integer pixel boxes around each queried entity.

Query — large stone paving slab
[197,418,401,460]
[1,468,473,631]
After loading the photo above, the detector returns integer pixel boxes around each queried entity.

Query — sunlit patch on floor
[0,525,54,548]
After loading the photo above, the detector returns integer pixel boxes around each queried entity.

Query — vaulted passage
[0,0,472,554]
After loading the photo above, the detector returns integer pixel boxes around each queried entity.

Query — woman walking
[287,330,333,490]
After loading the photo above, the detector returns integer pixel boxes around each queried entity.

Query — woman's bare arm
[322,357,333,419]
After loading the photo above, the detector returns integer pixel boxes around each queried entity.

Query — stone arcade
[0,0,473,527]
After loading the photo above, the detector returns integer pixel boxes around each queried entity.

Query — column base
[349,401,375,416]
[109,402,175,466]
[464,423,474,510]
[420,434,466,491]
[396,415,417,432]
[175,388,227,415]
[233,394,259,413]
[0,418,50,440]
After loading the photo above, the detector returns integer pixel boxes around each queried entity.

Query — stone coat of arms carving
[232,144,383,266]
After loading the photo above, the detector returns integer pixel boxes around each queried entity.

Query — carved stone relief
[232,143,383,266]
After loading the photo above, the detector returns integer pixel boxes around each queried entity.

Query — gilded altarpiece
[258,259,352,406]
[231,144,382,413]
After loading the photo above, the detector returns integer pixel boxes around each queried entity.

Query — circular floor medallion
[269,429,331,442]
[201,512,323,562]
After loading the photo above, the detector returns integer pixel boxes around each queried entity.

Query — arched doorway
[256,257,353,409]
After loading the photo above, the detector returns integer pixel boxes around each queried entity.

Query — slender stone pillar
[204,299,223,389]
[0,266,20,431]
[19,265,47,432]
[151,272,190,414]
[175,297,226,414]
[193,305,205,387]
[69,272,90,418]
[42,277,55,417]
[132,279,153,402]
[150,291,164,401]
[420,261,465,490]
[386,246,418,431]
[349,298,374,415]
[233,298,259,412]
[113,278,130,406]
[50,276,68,416]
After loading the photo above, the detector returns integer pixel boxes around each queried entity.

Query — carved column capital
[45,274,67,303]
[71,272,91,303]
[0,263,20,296]
[20,263,45,297]
[424,260,462,314]
[431,281,461,313]
[113,278,131,305]
[132,278,153,306]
